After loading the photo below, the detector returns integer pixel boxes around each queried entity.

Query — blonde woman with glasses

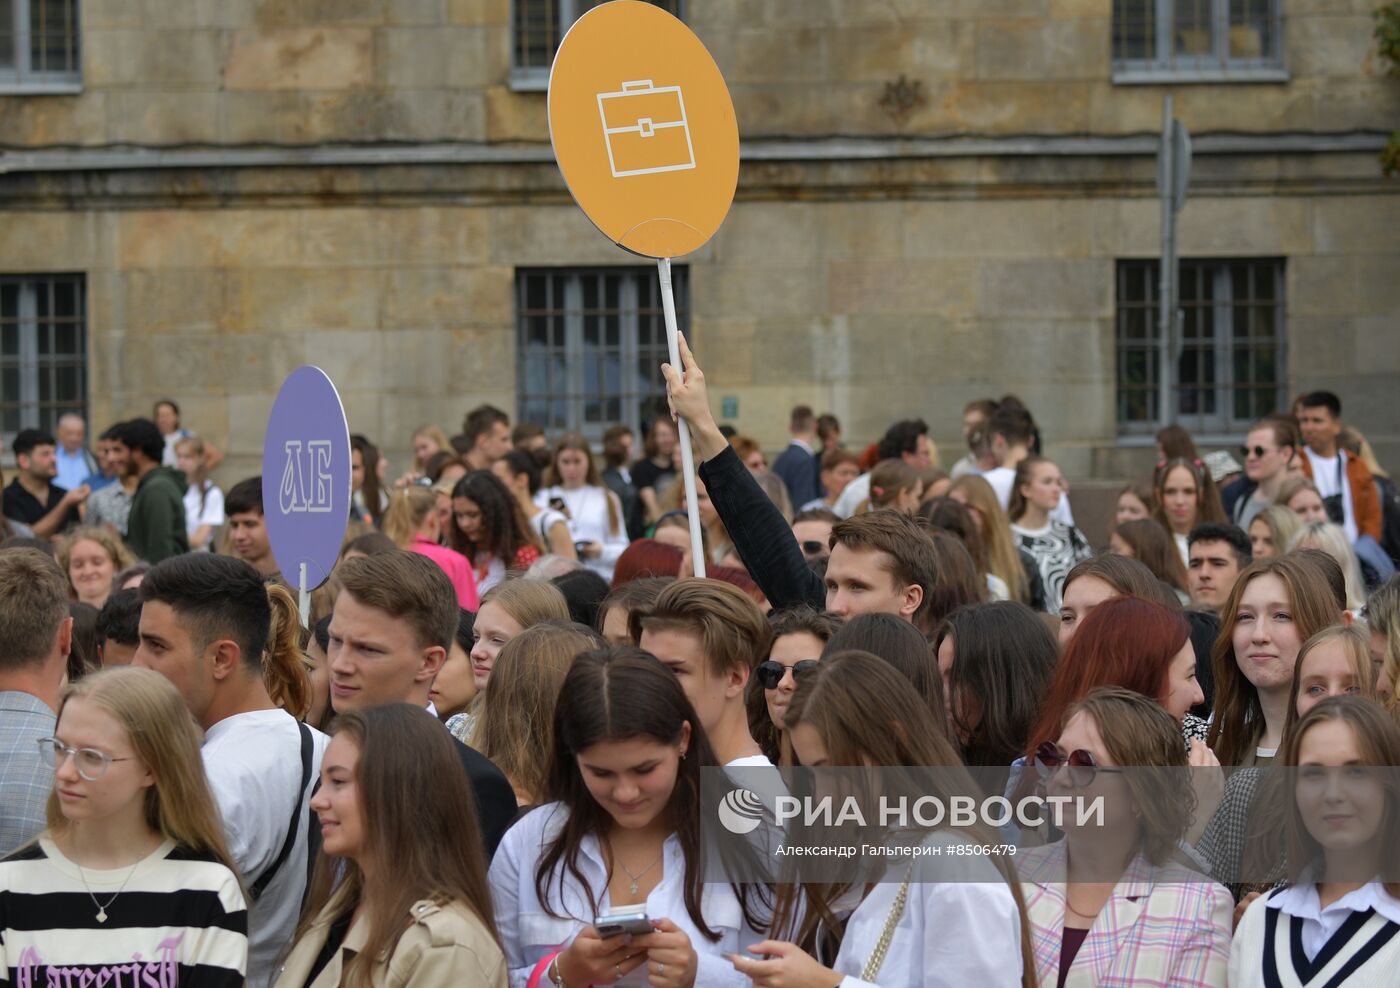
[0,666,247,986]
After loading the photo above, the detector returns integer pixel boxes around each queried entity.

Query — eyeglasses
[37,738,135,781]
[1241,445,1277,460]
[756,659,818,690]
[799,541,828,557]
[1032,741,1125,788]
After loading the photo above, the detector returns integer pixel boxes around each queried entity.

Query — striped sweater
[0,837,247,988]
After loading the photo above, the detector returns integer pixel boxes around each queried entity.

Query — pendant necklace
[76,858,142,923]
[617,851,663,896]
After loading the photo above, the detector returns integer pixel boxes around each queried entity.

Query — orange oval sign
[548,1,739,259]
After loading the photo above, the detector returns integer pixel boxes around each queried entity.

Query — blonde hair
[265,583,313,719]
[949,475,1028,604]
[1368,577,1400,713]
[47,667,239,878]
[480,578,570,630]
[1288,521,1365,611]
[473,623,600,804]
[1250,504,1302,559]
[381,486,438,547]
[412,424,451,469]
[57,526,135,596]
[1282,624,1377,741]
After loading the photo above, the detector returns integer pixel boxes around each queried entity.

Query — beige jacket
[274,896,507,988]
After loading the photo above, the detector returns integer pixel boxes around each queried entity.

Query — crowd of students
[2,346,1400,987]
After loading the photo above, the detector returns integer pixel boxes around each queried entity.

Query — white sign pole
[657,257,707,579]
[298,562,311,628]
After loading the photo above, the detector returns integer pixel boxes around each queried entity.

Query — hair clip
[871,486,885,497]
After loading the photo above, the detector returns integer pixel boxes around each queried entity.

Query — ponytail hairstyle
[857,458,921,514]
[1006,455,1052,524]
[139,553,309,719]
[48,667,240,881]
[381,485,438,548]
[265,582,312,720]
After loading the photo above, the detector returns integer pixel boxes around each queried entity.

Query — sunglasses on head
[800,540,828,556]
[1033,741,1125,788]
[756,659,818,690]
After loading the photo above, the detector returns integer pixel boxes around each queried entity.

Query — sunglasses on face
[1241,445,1276,459]
[800,541,828,557]
[756,659,818,690]
[1033,741,1125,788]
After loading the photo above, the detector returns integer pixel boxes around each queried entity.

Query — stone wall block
[374,207,492,267]
[828,259,979,317]
[225,27,375,91]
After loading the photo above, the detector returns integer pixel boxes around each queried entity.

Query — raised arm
[662,334,824,611]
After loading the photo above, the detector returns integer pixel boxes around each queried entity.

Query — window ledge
[509,69,549,93]
[0,80,83,95]
[1116,433,1248,446]
[1112,66,1289,85]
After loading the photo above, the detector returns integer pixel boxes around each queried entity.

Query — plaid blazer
[1019,842,1232,988]
[0,690,56,858]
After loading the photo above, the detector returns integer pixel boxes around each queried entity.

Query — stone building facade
[0,0,1396,485]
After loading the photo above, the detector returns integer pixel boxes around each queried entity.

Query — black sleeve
[455,740,518,861]
[699,446,824,611]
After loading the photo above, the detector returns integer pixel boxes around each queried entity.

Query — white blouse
[823,833,1026,988]
[534,485,629,582]
[488,803,765,988]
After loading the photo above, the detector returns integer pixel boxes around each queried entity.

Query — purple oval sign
[261,366,351,592]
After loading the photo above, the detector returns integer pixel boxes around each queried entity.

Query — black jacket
[699,445,825,611]
[452,737,517,860]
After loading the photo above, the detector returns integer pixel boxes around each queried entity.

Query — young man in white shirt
[637,577,771,768]
[134,553,326,988]
[1296,390,1382,545]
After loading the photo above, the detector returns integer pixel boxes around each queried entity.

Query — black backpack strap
[249,721,315,902]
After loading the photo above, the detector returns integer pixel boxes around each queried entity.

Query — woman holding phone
[488,647,767,988]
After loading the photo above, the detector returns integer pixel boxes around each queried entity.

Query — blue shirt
[54,446,94,492]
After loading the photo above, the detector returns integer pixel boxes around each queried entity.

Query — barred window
[1112,0,1284,82]
[1116,259,1285,436]
[512,0,683,89]
[0,275,87,449]
[516,267,687,441]
[0,0,82,91]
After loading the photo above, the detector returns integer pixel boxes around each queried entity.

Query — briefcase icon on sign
[597,80,697,179]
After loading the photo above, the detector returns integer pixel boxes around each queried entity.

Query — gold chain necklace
[860,867,913,981]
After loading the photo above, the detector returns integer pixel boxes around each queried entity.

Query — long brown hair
[448,470,543,563]
[545,433,621,535]
[1207,556,1341,765]
[949,474,1028,604]
[1113,518,1189,593]
[473,622,601,805]
[297,704,499,987]
[772,651,1036,987]
[1151,456,1226,532]
[1280,696,1400,896]
[536,648,750,938]
[47,668,239,878]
